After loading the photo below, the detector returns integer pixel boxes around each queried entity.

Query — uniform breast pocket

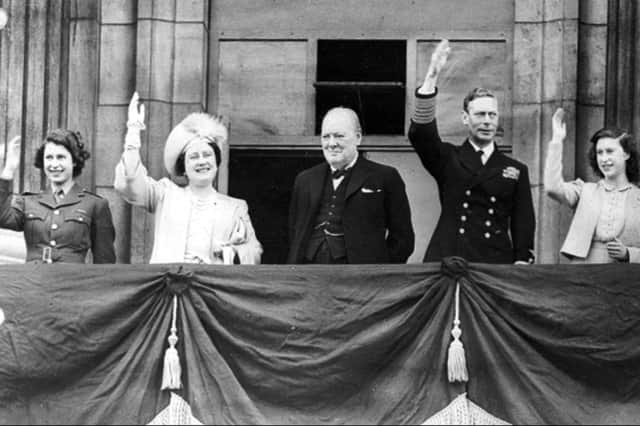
[64,212,92,246]
[24,210,46,236]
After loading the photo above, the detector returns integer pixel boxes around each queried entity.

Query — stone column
[95,0,138,263]
[0,0,68,193]
[127,0,211,263]
[605,0,640,136]
[512,0,579,264]
[576,1,608,180]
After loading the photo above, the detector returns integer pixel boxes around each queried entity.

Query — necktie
[476,149,485,165]
[55,190,65,204]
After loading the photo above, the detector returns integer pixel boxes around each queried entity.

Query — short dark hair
[463,87,496,112]
[588,127,639,183]
[34,129,90,178]
[174,141,222,176]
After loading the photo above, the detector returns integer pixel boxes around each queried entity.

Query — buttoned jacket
[0,179,116,263]
[287,156,415,264]
[409,114,535,264]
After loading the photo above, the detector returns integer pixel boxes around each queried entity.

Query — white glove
[0,136,21,180]
[551,108,566,143]
[125,92,145,150]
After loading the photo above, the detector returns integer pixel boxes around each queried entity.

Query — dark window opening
[315,40,406,135]
[228,149,325,265]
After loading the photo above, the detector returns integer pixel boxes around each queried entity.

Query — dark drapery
[0,262,639,425]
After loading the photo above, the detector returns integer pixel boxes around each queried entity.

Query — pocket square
[502,166,520,180]
[361,187,382,193]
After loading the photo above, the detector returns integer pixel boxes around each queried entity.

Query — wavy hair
[34,129,90,178]
[588,127,639,183]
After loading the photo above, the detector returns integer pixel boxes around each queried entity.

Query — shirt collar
[468,139,495,159]
[51,180,75,196]
[331,151,359,173]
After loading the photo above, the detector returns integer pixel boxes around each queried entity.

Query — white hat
[163,113,228,176]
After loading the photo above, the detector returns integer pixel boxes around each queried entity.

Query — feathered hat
[163,113,228,176]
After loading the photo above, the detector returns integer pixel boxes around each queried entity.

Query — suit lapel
[458,140,482,175]
[469,144,504,188]
[306,164,329,219]
[37,183,82,209]
[37,191,57,209]
[345,156,370,200]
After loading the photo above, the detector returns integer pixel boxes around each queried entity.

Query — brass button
[465,190,471,196]
[53,210,60,215]
[485,220,491,227]
[51,224,59,230]
[490,196,496,203]
[461,215,467,222]
[50,240,57,247]
[484,233,490,239]
[459,228,465,234]
[488,208,495,215]
[462,202,469,209]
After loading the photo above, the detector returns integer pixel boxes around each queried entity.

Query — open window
[314,40,406,135]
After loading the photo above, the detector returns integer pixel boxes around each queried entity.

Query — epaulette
[81,189,104,199]
[20,191,39,196]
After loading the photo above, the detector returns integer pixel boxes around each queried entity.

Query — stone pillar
[512,0,579,263]
[576,1,608,180]
[128,0,211,263]
[605,0,640,137]
[95,0,138,263]
[0,0,67,193]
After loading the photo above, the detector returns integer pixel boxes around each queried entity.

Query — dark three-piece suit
[287,156,415,264]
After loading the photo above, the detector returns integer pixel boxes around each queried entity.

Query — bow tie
[331,168,350,179]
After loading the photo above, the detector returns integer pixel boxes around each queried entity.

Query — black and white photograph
[0,0,639,424]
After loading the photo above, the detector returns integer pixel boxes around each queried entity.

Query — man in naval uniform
[408,40,535,264]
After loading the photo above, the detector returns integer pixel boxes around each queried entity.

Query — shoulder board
[20,191,39,196]
[81,189,104,199]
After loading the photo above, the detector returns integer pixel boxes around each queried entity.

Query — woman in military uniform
[0,130,116,264]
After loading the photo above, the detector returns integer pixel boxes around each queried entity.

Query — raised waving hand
[0,136,21,180]
[419,39,450,95]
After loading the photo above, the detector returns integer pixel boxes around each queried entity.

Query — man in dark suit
[408,39,535,264]
[288,107,414,264]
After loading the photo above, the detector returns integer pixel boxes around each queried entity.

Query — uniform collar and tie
[51,181,75,204]
[37,182,83,209]
[330,152,359,189]
[468,140,495,165]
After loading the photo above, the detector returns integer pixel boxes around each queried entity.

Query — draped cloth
[0,262,639,425]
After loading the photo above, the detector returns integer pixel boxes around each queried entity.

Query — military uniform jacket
[0,179,116,263]
[409,93,535,264]
[287,156,415,264]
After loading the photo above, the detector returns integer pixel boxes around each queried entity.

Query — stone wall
[0,0,618,264]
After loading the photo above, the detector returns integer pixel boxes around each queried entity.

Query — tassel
[447,282,468,383]
[161,295,182,390]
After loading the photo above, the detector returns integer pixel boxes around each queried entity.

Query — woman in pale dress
[114,92,262,264]
[544,108,640,263]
